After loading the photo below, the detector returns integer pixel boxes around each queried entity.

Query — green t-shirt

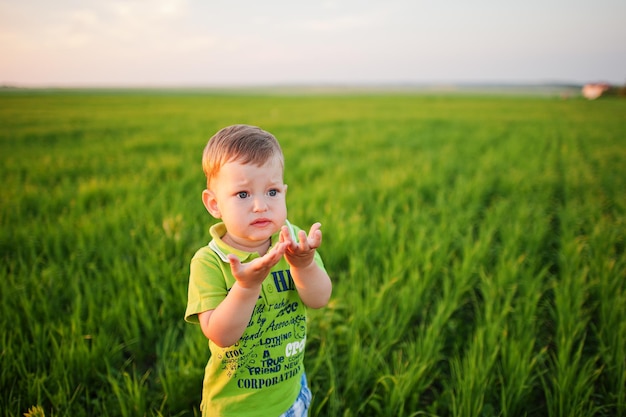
[185,221,325,417]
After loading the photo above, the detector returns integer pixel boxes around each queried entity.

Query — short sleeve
[184,247,233,323]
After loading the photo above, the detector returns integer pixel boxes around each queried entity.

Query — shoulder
[190,244,229,279]
[191,244,222,264]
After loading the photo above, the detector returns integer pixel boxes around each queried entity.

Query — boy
[185,124,332,416]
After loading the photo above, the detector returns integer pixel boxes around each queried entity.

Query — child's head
[202,124,284,189]
[201,125,288,253]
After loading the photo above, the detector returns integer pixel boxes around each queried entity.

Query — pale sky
[1,0,624,87]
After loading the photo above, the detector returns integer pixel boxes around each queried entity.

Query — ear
[202,189,221,218]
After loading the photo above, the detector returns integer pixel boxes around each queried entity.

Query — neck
[222,233,271,256]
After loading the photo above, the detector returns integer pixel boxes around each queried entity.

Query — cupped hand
[227,242,287,289]
[281,222,323,269]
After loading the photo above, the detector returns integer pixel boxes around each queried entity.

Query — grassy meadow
[1,89,625,417]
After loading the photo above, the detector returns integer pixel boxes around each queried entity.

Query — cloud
[1,0,625,85]
[1,0,192,50]
[300,14,378,33]
[109,0,187,19]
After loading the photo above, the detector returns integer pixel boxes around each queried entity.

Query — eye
[236,191,249,199]
[267,189,278,197]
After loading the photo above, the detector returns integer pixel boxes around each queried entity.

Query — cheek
[221,200,242,215]
[276,200,288,217]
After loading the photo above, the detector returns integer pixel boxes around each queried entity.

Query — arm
[281,223,332,309]
[199,242,286,347]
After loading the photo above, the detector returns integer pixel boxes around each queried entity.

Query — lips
[251,218,272,227]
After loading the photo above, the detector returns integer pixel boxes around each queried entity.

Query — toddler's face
[206,155,287,252]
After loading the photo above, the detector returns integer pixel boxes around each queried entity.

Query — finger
[308,222,322,236]
[227,254,242,275]
[280,226,293,246]
[256,243,285,269]
[269,241,286,260]
[307,223,322,248]
[298,230,309,250]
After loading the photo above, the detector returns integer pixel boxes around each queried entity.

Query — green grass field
[1,90,625,417]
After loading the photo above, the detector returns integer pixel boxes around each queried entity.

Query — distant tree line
[604,84,626,97]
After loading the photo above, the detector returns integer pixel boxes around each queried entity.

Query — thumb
[227,254,242,274]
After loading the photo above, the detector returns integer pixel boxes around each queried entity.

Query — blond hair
[202,125,284,189]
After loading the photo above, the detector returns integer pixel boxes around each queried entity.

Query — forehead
[216,156,284,185]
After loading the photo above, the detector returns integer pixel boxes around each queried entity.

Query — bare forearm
[202,283,260,347]
[291,263,332,309]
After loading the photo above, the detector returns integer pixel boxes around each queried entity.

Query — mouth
[251,218,272,227]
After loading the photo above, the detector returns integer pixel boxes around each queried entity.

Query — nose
[252,196,268,212]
